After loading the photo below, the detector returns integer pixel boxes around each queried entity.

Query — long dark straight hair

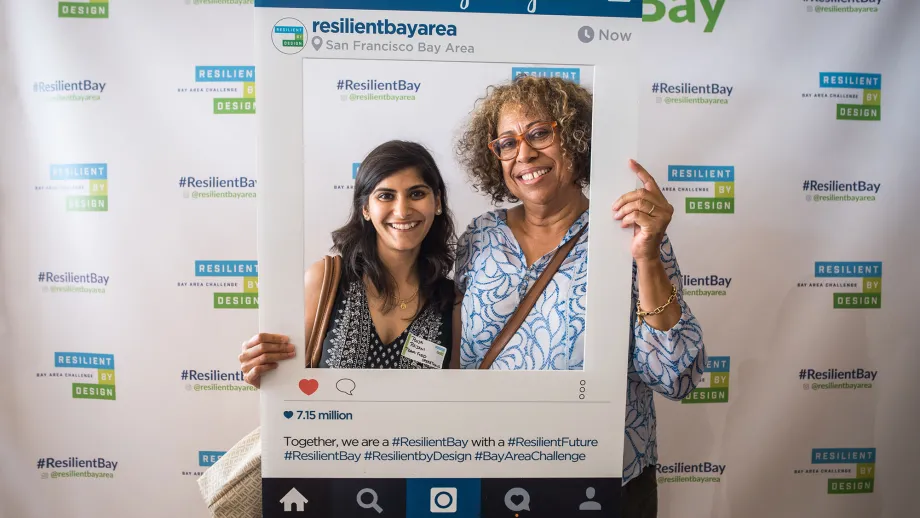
[330,140,457,316]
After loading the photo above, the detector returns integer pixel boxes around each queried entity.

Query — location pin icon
[311,36,323,50]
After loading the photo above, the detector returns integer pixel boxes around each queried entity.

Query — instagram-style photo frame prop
[256,1,641,516]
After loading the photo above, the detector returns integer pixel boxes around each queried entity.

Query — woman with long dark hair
[239,140,458,384]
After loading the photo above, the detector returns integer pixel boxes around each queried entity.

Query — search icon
[357,488,383,514]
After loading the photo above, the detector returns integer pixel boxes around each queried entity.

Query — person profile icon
[579,487,602,511]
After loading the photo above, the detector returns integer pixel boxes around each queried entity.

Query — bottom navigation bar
[263,477,621,517]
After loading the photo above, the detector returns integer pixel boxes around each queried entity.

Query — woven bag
[197,427,262,518]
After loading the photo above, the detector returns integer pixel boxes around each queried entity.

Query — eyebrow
[497,120,546,137]
[373,184,432,194]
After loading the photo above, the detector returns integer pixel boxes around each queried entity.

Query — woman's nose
[393,197,411,217]
[516,139,538,162]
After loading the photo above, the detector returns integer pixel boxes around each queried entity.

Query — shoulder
[458,209,506,243]
[304,256,346,295]
[456,209,506,260]
[456,210,503,276]
[304,258,327,292]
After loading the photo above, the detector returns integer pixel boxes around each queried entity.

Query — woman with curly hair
[452,75,706,517]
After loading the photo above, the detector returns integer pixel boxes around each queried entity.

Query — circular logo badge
[578,25,595,43]
[272,18,307,55]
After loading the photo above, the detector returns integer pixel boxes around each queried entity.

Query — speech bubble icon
[504,487,530,511]
[311,36,323,51]
[336,378,356,396]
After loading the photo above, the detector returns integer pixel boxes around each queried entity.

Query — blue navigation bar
[255,0,641,18]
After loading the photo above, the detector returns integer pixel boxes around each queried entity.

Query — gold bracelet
[636,283,677,321]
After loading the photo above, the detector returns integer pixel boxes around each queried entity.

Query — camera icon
[430,487,457,513]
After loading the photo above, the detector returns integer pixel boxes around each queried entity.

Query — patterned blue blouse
[454,208,706,485]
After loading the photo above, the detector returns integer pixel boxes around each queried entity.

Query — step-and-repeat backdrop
[1,1,916,517]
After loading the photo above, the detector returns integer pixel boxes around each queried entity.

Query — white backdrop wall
[1,1,918,517]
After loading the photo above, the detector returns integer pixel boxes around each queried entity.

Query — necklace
[395,288,419,310]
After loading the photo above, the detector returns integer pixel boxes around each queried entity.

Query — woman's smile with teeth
[520,168,550,182]
[388,221,420,230]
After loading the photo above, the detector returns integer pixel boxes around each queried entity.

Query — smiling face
[363,166,440,254]
[496,104,577,207]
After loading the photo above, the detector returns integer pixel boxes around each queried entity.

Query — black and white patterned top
[318,277,453,369]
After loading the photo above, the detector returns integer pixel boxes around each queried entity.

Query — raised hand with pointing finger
[612,159,675,264]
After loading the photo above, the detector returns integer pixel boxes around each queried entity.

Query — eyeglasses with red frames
[487,121,558,161]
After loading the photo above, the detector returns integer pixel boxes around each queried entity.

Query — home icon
[280,487,309,512]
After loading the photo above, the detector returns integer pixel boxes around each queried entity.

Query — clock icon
[578,25,595,43]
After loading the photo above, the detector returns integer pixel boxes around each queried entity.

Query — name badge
[401,333,446,369]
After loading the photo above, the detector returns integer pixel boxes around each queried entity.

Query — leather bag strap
[305,254,342,368]
[478,224,588,369]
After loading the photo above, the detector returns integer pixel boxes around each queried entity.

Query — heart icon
[299,379,319,395]
[511,495,523,505]
[283,411,294,419]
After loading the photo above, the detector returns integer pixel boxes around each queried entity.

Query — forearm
[636,257,681,331]
[629,237,705,400]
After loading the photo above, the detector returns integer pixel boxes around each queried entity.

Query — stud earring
[436,208,442,215]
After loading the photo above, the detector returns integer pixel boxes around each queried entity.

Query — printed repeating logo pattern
[59,0,108,19]
[176,260,259,309]
[511,67,581,84]
[802,72,882,121]
[793,448,876,495]
[34,352,116,401]
[665,165,735,214]
[656,460,726,484]
[192,66,256,115]
[54,163,108,211]
[682,356,729,404]
[806,261,882,309]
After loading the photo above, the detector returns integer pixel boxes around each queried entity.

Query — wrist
[635,256,664,271]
